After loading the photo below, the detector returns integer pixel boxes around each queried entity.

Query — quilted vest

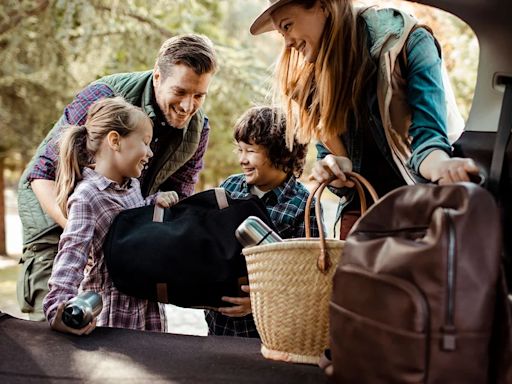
[18,71,205,244]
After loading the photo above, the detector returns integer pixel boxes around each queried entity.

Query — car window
[355,0,478,129]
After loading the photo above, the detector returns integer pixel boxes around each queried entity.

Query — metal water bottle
[62,291,103,329]
[235,216,283,247]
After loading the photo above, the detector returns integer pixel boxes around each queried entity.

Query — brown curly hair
[233,106,308,178]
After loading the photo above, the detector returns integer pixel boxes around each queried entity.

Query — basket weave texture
[243,239,343,364]
[242,172,378,365]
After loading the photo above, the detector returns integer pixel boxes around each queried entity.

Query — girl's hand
[50,303,96,336]
[309,155,354,188]
[218,285,252,317]
[156,191,179,208]
[429,157,480,185]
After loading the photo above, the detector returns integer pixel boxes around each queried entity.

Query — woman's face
[271,1,327,63]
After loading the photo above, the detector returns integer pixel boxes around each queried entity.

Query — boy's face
[237,141,287,192]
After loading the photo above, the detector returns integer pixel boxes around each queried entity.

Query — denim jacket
[317,8,452,214]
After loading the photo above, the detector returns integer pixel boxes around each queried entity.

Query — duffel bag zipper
[441,208,457,351]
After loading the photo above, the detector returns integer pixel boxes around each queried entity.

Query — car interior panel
[413,0,512,287]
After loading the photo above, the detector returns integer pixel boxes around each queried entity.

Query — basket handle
[304,171,378,273]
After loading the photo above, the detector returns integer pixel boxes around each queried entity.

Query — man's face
[153,63,213,128]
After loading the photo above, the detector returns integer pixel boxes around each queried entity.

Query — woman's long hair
[275,0,375,147]
[55,96,151,217]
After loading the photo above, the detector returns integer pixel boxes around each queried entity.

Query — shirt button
[161,122,165,126]
[154,138,159,143]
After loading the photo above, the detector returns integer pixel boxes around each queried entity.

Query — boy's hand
[218,285,252,317]
[156,191,179,208]
[50,303,96,336]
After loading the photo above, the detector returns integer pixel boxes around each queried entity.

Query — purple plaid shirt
[27,82,209,198]
[43,167,166,331]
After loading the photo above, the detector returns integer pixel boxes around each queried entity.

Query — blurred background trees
[0,0,478,255]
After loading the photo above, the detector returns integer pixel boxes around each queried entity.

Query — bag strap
[152,188,229,223]
[214,188,229,209]
[153,205,164,223]
[304,172,378,273]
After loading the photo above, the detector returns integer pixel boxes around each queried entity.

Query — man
[17,34,218,320]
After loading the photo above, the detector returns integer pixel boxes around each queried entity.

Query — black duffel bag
[103,188,275,309]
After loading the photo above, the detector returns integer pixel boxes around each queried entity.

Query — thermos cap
[63,291,103,329]
[235,216,282,247]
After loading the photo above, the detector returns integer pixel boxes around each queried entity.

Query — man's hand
[218,285,252,317]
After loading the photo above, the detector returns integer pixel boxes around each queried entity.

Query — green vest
[18,71,205,244]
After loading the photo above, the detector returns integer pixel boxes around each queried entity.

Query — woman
[250,0,479,237]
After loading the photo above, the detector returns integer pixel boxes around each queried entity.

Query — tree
[0,0,274,254]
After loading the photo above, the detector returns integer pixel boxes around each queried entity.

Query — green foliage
[0,0,275,186]
[1,0,479,188]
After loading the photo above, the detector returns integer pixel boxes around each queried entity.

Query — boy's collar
[244,174,297,202]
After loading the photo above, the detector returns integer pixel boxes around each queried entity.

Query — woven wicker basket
[243,172,377,365]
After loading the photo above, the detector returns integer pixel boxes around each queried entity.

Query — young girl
[43,97,179,335]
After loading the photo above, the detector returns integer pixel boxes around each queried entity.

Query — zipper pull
[441,325,457,351]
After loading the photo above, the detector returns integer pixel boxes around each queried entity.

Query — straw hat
[250,0,295,35]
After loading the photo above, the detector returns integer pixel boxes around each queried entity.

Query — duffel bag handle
[152,188,229,223]
[305,172,378,273]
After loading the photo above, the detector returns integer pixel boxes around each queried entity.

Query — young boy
[205,106,319,338]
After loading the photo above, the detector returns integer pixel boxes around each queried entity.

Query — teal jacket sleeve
[404,27,452,176]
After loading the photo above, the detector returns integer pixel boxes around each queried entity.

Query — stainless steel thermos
[62,291,103,329]
[235,216,283,247]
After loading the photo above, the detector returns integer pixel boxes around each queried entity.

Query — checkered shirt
[43,167,166,331]
[27,82,209,198]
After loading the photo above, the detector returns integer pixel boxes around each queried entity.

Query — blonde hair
[275,0,375,147]
[55,96,152,216]
[156,34,218,78]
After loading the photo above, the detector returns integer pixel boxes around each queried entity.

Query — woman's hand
[218,285,252,317]
[420,150,480,185]
[309,155,354,188]
[50,303,96,336]
[156,191,179,208]
[431,158,480,185]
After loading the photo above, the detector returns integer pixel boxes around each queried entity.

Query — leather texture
[329,183,510,383]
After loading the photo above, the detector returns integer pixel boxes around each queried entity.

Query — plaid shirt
[27,82,209,198]
[206,173,319,338]
[43,168,166,331]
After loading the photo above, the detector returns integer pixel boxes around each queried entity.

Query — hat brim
[250,0,295,35]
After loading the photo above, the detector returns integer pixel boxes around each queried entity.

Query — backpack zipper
[441,208,457,351]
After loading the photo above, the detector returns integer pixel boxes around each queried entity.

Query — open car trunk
[412,0,512,287]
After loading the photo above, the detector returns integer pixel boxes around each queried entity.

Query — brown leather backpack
[329,183,512,383]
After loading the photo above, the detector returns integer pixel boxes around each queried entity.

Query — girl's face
[237,141,287,192]
[271,1,328,63]
[113,120,154,181]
